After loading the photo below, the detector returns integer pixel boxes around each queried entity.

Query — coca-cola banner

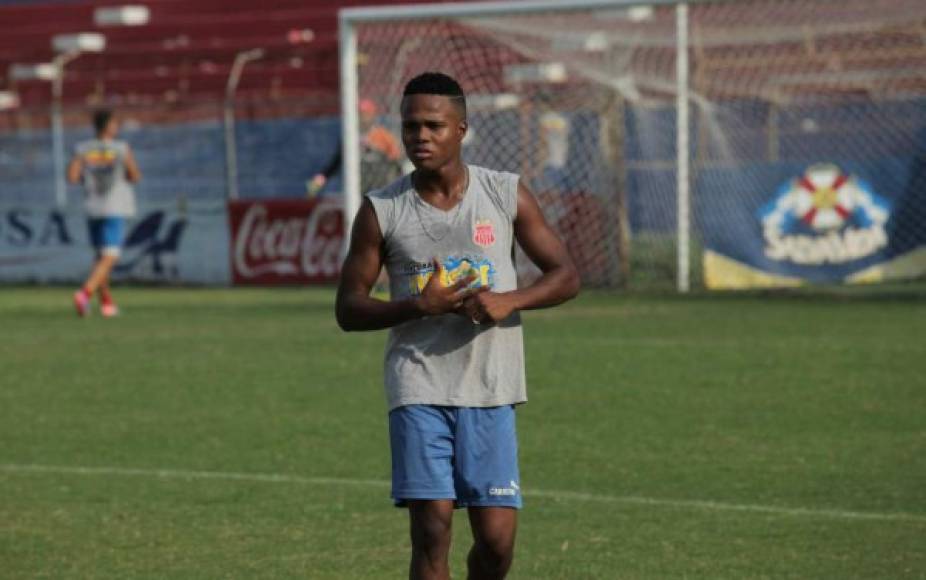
[228,198,344,285]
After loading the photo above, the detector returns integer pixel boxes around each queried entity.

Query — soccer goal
[339,0,926,291]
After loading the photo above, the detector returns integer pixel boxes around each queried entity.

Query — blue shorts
[388,404,522,509]
[87,217,125,257]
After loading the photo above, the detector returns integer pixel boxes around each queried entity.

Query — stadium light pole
[11,61,65,207]
[224,48,264,201]
[50,51,82,210]
[49,33,106,209]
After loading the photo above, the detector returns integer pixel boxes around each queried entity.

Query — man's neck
[413,160,466,198]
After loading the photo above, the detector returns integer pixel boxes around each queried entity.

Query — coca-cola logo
[232,200,343,281]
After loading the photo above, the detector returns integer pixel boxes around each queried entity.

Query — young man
[68,109,142,317]
[336,72,579,580]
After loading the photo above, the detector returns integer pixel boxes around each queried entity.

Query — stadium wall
[0,116,344,206]
[1,98,924,286]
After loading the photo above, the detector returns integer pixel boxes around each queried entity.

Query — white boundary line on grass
[2,463,924,524]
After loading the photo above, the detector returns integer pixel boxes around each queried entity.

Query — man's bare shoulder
[366,173,411,201]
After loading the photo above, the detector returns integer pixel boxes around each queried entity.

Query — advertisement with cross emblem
[700,160,926,289]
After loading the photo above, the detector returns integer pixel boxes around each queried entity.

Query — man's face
[400,94,466,172]
[104,118,119,138]
[360,110,375,131]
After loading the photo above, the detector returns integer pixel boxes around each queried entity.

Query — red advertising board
[228,198,344,285]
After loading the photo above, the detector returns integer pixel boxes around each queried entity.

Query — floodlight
[287,28,315,44]
[504,62,567,84]
[601,5,655,22]
[627,6,654,22]
[0,91,19,110]
[95,5,150,26]
[52,33,106,54]
[10,63,59,81]
[468,93,520,111]
[552,32,609,52]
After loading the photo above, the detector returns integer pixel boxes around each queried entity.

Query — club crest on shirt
[473,219,496,248]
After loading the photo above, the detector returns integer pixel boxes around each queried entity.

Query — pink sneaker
[73,290,91,317]
[101,303,120,318]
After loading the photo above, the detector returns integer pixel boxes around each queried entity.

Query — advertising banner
[227,198,344,285]
[0,200,230,284]
[700,158,926,289]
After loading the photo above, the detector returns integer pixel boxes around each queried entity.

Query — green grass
[1,287,924,579]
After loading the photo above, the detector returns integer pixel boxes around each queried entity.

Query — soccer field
[1,287,924,579]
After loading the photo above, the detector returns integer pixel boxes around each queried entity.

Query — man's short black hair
[92,109,113,134]
[403,72,466,118]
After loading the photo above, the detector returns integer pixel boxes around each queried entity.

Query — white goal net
[340,0,926,290]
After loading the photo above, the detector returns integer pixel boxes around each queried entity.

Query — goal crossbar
[341,0,689,23]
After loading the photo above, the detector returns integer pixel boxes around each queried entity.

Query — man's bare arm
[462,181,580,323]
[124,146,142,183]
[67,156,83,185]
[335,198,481,331]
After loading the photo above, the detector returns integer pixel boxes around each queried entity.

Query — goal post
[675,3,690,292]
[339,0,693,291]
[339,0,926,291]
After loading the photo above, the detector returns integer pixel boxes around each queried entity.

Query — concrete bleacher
[0,0,465,108]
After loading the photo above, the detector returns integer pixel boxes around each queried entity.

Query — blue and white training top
[74,138,136,218]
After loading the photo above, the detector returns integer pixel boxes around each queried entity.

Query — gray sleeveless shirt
[367,164,527,411]
[74,138,136,217]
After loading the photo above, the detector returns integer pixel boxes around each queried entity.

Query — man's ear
[459,119,468,138]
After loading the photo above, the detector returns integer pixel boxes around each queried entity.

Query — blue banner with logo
[699,154,926,288]
[0,200,229,284]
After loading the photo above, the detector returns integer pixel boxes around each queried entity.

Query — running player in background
[336,72,579,580]
[68,109,141,317]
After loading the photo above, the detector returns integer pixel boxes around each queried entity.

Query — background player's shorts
[87,217,125,257]
[388,404,522,509]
